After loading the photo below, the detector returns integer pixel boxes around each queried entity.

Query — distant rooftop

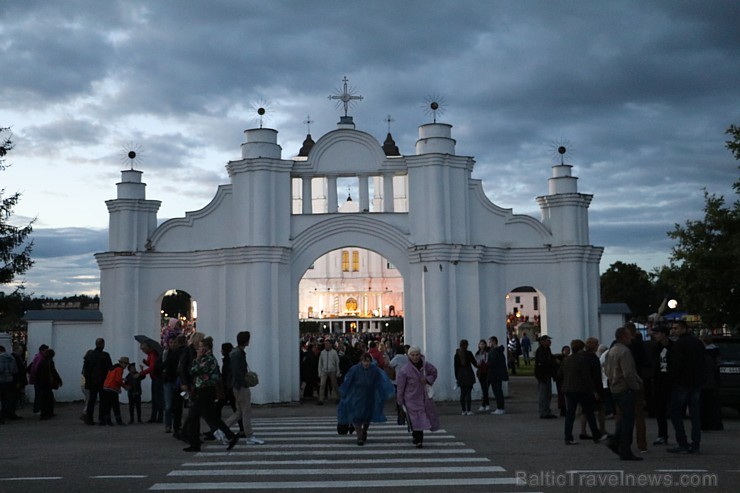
[24,309,103,322]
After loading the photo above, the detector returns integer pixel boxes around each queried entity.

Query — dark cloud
[2,0,738,295]
[30,227,107,258]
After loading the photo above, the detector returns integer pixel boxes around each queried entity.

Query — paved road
[1,376,738,492]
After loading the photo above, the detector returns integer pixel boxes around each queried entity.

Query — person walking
[82,338,112,425]
[486,336,508,415]
[0,344,18,423]
[648,325,673,445]
[28,344,48,415]
[224,331,264,445]
[474,340,490,411]
[184,336,239,452]
[337,352,394,446]
[535,335,557,419]
[453,339,477,415]
[36,348,62,420]
[604,326,643,461]
[317,338,340,405]
[559,339,607,445]
[100,356,128,426]
[521,332,532,365]
[396,346,440,448]
[667,320,706,454]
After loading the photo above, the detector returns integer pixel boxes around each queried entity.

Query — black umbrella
[134,334,162,354]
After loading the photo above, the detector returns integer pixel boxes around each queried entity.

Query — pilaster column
[327,175,338,213]
[383,174,394,212]
[359,174,369,212]
[302,177,312,214]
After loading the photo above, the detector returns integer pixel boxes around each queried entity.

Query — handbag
[425,383,435,399]
[244,370,259,388]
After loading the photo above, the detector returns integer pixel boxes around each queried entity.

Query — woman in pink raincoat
[396,346,440,448]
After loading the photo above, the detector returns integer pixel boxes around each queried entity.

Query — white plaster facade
[95,115,603,403]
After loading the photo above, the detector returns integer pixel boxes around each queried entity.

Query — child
[101,356,128,425]
[125,362,143,424]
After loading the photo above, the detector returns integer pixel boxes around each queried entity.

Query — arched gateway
[96,109,603,403]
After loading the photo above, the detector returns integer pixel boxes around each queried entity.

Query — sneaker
[246,436,265,445]
[491,409,506,415]
[594,433,610,443]
[467,411,475,415]
[461,411,467,415]
[213,429,229,445]
[653,436,668,445]
[565,440,579,445]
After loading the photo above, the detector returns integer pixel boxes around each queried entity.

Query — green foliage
[665,125,740,327]
[600,261,657,320]
[1,126,35,288]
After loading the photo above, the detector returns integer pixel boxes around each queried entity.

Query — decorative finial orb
[251,100,271,128]
[550,139,574,165]
[122,142,143,170]
[423,94,446,124]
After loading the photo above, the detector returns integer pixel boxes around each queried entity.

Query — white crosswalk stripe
[149,416,527,491]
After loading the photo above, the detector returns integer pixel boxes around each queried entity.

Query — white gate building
[95,104,603,403]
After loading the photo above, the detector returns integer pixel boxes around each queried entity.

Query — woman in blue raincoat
[396,346,440,448]
[337,352,395,446]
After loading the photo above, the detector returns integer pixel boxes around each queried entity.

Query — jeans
[670,384,701,449]
[537,379,552,417]
[611,389,636,458]
[163,381,175,428]
[459,384,473,412]
[489,380,505,411]
[478,376,489,407]
[149,378,164,422]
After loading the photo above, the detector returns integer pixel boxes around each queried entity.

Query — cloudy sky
[2,1,738,298]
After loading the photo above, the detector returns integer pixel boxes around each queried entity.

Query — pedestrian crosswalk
[149,416,526,491]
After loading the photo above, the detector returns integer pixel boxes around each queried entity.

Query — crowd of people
[533,320,723,461]
[74,328,265,452]
[1,319,725,460]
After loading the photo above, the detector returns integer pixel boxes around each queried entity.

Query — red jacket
[104,365,125,393]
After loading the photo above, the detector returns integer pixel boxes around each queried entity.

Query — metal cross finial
[385,114,394,133]
[303,115,314,134]
[328,76,363,117]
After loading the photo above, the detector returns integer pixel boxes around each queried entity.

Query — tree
[1,127,34,289]
[666,125,740,328]
[600,261,656,320]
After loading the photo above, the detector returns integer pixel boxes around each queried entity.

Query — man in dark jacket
[486,336,508,415]
[82,338,112,425]
[534,335,557,419]
[649,325,673,445]
[668,320,706,454]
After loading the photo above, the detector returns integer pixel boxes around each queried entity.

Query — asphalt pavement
[1,376,738,493]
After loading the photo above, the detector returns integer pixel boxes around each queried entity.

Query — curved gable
[468,180,552,246]
[149,184,233,251]
[304,129,387,174]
